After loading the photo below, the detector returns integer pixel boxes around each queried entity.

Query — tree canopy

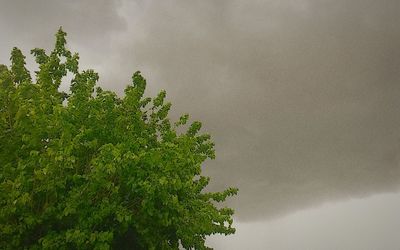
[0,28,237,250]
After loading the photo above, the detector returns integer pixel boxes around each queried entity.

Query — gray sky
[208,192,400,249]
[1,0,400,248]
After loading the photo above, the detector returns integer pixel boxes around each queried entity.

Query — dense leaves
[0,28,237,249]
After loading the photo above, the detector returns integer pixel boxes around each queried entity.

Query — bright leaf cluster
[0,28,237,250]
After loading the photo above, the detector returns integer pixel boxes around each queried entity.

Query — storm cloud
[1,0,400,221]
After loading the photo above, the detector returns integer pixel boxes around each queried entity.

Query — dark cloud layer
[1,0,400,221]
[117,0,400,220]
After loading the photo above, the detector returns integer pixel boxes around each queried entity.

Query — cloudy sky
[1,0,400,248]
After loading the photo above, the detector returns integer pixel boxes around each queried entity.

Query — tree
[0,28,237,250]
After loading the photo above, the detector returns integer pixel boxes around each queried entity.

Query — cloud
[1,0,400,221]
[114,0,400,220]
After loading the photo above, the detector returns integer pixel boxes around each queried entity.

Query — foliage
[0,28,237,249]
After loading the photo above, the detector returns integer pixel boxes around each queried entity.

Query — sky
[1,0,400,248]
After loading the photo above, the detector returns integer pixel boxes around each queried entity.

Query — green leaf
[0,28,237,250]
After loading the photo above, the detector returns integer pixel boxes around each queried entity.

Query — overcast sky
[1,0,400,249]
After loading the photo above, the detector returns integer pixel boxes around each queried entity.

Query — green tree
[0,28,237,250]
